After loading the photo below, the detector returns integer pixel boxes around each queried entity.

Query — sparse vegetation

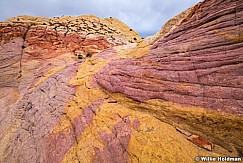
[77,54,83,59]
[86,53,92,58]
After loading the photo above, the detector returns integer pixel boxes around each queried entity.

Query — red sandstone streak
[94,0,243,115]
[94,116,132,163]
[45,99,104,163]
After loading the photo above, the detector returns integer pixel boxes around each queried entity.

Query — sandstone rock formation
[96,0,243,115]
[94,0,243,157]
[0,15,142,163]
[0,0,243,162]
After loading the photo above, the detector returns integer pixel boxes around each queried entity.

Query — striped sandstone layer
[0,0,243,162]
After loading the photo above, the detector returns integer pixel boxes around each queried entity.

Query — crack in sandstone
[18,25,31,78]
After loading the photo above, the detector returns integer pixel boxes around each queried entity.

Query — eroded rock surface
[94,0,243,157]
[0,0,243,163]
[95,0,243,115]
[0,15,142,163]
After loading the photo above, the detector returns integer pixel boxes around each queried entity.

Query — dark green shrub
[77,54,83,59]
[86,53,92,58]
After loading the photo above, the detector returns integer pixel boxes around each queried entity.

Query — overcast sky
[0,0,201,37]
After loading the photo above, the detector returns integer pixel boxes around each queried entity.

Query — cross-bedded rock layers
[0,0,243,162]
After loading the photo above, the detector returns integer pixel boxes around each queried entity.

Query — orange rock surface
[0,0,243,162]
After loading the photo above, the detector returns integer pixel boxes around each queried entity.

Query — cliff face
[0,0,243,162]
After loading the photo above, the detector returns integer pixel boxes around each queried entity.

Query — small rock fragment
[132,119,140,131]
[187,134,213,151]
[25,102,32,111]
[176,127,192,136]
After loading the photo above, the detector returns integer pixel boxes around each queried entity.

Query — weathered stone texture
[1,0,243,162]
[95,0,243,114]
[0,15,141,163]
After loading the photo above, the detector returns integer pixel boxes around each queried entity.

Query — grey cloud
[0,0,201,37]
